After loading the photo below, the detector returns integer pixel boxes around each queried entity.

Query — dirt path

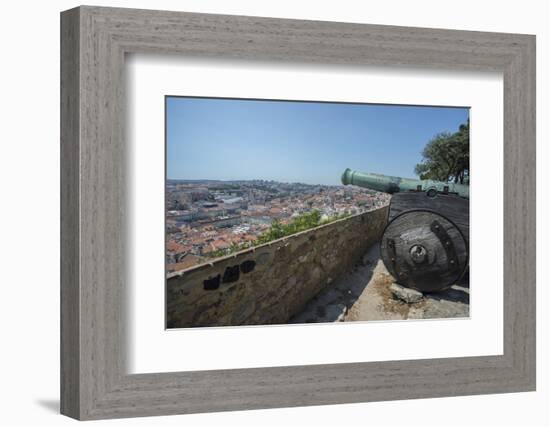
[290,244,469,324]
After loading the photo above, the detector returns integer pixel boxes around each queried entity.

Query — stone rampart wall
[167,206,388,328]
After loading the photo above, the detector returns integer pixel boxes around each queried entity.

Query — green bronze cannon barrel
[341,168,469,199]
[341,167,469,292]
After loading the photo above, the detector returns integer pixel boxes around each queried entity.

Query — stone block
[390,283,424,304]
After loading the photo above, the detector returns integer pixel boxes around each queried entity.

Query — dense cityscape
[166,179,390,274]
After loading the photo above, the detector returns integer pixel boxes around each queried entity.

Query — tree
[414,120,469,184]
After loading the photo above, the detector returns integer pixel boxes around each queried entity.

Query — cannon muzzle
[341,168,469,198]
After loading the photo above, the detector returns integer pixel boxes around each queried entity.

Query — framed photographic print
[61,6,536,420]
[164,97,470,329]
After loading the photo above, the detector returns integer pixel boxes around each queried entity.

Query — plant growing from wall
[205,210,351,259]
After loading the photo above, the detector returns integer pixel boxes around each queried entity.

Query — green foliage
[255,210,322,244]
[319,211,351,225]
[205,248,227,259]
[205,210,350,259]
[415,120,469,184]
[205,241,251,259]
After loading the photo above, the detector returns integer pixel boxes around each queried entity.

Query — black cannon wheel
[380,210,468,293]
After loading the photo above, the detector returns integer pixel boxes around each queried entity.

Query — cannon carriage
[341,168,469,293]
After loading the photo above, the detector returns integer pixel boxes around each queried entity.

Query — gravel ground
[289,243,469,324]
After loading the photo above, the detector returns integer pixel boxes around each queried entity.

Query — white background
[128,57,503,373]
[0,0,547,426]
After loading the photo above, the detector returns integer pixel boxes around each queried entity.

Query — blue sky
[166,97,469,185]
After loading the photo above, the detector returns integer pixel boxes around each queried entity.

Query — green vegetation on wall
[205,210,350,259]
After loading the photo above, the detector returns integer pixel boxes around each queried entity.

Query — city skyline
[166,96,469,185]
[165,179,390,273]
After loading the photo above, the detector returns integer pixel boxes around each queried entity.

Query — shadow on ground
[290,243,470,323]
[289,244,381,323]
[425,285,469,305]
[35,399,59,414]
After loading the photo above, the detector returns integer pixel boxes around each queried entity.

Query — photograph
[50,3,537,421]
[165,97,470,328]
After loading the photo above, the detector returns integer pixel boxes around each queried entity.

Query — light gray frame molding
[61,5,536,420]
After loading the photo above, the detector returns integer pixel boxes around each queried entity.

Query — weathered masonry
[166,206,389,328]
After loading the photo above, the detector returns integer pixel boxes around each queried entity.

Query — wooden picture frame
[60,5,536,420]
